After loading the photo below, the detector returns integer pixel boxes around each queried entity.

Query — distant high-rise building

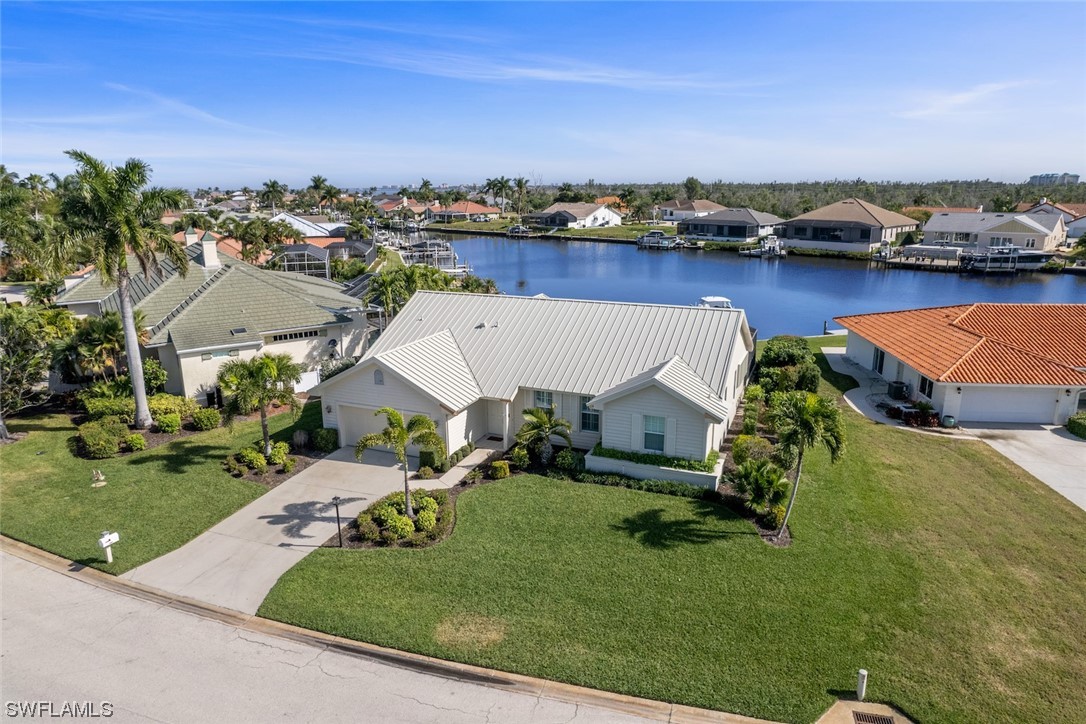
[1027,173,1080,185]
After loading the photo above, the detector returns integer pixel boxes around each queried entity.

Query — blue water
[442,236,1085,337]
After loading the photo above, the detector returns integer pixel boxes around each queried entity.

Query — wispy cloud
[1,60,83,77]
[102,83,267,132]
[898,81,1034,119]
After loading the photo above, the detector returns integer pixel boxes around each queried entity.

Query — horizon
[3,1,1084,188]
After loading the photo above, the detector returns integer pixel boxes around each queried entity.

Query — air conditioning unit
[888,381,909,400]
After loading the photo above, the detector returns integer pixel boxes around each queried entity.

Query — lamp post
[331,496,343,547]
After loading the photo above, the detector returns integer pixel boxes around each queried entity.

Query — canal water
[442,235,1085,337]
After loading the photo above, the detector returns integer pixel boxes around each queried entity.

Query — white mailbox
[98,531,120,563]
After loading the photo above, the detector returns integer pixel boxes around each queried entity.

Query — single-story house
[312,292,756,486]
[1015,198,1086,223]
[657,199,726,222]
[677,208,785,241]
[523,203,623,229]
[781,198,917,252]
[922,211,1066,252]
[835,303,1086,425]
[55,234,371,402]
[425,200,501,222]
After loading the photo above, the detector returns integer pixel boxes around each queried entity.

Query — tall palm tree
[363,270,408,319]
[769,391,845,539]
[515,405,573,465]
[217,353,304,456]
[401,264,452,295]
[496,176,513,214]
[513,177,529,214]
[309,175,328,209]
[320,184,341,211]
[61,150,187,429]
[261,179,287,213]
[355,408,446,519]
[417,178,435,203]
[20,174,51,220]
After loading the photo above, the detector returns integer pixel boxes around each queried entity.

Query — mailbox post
[98,531,120,563]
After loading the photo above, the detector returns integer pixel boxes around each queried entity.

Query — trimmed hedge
[590,443,719,473]
[268,441,290,465]
[731,435,775,466]
[573,471,723,502]
[78,418,128,459]
[1068,413,1086,440]
[312,428,339,452]
[191,407,222,431]
[84,397,136,424]
[155,413,181,434]
[148,393,196,420]
[124,433,146,452]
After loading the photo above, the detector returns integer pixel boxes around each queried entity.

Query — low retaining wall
[584,453,723,489]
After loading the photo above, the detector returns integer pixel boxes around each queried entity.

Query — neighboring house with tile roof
[922,211,1066,252]
[835,303,1086,424]
[656,199,727,222]
[269,211,347,237]
[781,198,918,252]
[312,291,755,486]
[173,227,273,265]
[55,236,371,402]
[1015,198,1086,239]
[523,202,623,229]
[425,200,501,222]
[677,208,785,241]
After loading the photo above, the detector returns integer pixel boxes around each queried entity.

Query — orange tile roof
[172,229,271,263]
[834,303,1086,386]
[902,206,981,214]
[431,200,500,214]
[1016,200,1086,217]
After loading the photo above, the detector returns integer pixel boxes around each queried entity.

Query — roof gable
[371,330,481,412]
[791,198,917,228]
[589,357,729,422]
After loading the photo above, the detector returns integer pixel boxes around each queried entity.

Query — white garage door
[958,388,1055,424]
[339,406,390,448]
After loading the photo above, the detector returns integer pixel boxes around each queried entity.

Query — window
[643,415,665,452]
[374,369,384,386]
[270,329,321,343]
[1025,239,1036,248]
[580,396,599,432]
[918,376,934,399]
[859,228,871,241]
[534,390,553,409]
[872,347,885,375]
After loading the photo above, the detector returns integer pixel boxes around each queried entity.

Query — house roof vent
[230,327,247,335]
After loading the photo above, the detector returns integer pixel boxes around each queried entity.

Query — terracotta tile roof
[431,200,500,215]
[1016,200,1086,217]
[834,303,1086,386]
[902,206,982,214]
[172,228,271,263]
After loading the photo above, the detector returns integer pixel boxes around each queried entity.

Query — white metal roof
[374,330,481,412]
[327,292,751,409]
[588,357,730,422]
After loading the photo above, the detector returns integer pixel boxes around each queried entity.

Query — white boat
[637,230,682,249]
[697,296,733,309]
[739,235,786,258]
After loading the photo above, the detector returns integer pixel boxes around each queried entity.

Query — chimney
[199,230,220,269]
[184,225,198,245]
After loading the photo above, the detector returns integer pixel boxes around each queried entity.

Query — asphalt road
[0,552,649,724]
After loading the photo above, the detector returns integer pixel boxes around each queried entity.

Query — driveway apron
[123,447,426,614]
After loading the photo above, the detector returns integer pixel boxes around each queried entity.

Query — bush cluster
[573,471,722,502]
[155,413,182,434]
[311,428,339,452]
[282,456,297,473]
[148,393,196,420]
[191,407,222,431]
[78,417,128,459]
[731,435,775,466]
[416,466,434,479]
[508,445,531,470]
[356,488,450,545]
[124,433,147,452]
[83,397,136,424]
[757,336,820,394]
[1068,413,1086,440]
[589,443,718,473]
[236,447,268,474]
[555,448,584,471]
[268,441,290,465]
[490,460,510,479]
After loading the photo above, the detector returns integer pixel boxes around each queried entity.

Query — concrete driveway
[123,447,422,614]
[962,423,1086,512]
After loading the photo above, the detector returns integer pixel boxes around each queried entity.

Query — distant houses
[779,198,918,252]
[656,199,726,222]
[677,209,785,242]
[922,211,1066,252]
[269,211,347,238]
[426,200,501,222]
[524,202,623,229]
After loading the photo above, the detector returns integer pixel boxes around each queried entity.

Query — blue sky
[3,1,1084,189]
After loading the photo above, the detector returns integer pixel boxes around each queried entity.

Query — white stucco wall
[319,360,443,443]
[783,238,879,253]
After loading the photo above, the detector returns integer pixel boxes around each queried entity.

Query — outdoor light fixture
[956,387,962,394]
[1066,389,1073,396]
[331,496,343,547]
[325,404,332,413]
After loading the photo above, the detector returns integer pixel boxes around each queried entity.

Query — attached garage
[957,387,1057,424]
[337,405,389,448]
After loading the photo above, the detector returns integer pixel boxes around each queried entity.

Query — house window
[872,347,885,375]
[918,376,934,399]
[270,329,321,343]
[643,415,665,452]
[374,369,384,386]
[859,228,871,240]
[534,390,553,409]
[1025,239,1036,248]
[580,396,599,432]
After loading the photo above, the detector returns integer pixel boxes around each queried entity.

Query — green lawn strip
[260,357,1086,722]
[0,401,321,574]
[555,224,674,240]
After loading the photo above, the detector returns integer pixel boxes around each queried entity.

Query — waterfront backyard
[259,340,1086,723]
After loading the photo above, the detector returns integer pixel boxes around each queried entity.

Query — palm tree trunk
[260,408,271,456]
[119,272,153,429]
[775,449,804,540]
[402,462,415,519]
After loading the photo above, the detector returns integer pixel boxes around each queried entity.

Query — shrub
[268,441,290,465]
[731,435,774,466]
[237,447,267,473]
[760,364,799,394]
[467,441,476,452]
[589,444,717,473]
[385,514,415,540]
[419,449,439,469]
[148,393,196,420]
[759,335,813,368]
[457,444,471,458]
[435,458,450,473]
[79,420,124,459]
[142,358,169,394]
[357,516,381,542]
[430,488,449,506]
[450,451,462,465]
[465,468,483,484]
[223,456,245,476]
[490,460,510,479]
[731,459,789,513]
[795,360,821,393]
[311,428,339,453]
[762,504,787,531]
[124,433,146,452]
[415,495,438,513]
[555,449,584,472]
[282,456,297,474]
[155,412,181,434]
[742,406,759,435]
[83,396,136,424]
[191,407,221,431]
[1068,413,1086,439]
[416,466,434,480]
[415,509,437,533]
[509,445,531,470]
[574,471,722,502]
[744,384,765,404]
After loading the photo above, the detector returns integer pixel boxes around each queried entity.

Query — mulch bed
[229,449,327,490]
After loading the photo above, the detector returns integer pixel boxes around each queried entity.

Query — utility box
[888,381,909,400]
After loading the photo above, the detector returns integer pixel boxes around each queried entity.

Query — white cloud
[102,83,271,133]
[898,81,1035,120]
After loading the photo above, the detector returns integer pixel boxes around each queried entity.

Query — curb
[1,535,775,724]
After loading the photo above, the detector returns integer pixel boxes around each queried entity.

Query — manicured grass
[260,354,1086,722]
[372,246,405,271]
[427,220,513,232]
[556,224,674,240]
[0,401,321,574]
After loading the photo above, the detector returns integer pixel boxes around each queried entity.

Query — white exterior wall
[514,387,603,450]
[784,238,880,253]
[573,207,624,229]
[1067,217,1086,238]
[597,386,713,461]
[157,344,186,398]
[176,344,263,400]
[319,360,443,444]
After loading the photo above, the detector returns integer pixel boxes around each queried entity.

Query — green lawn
[260,348,1086,722]
[556,224,674,240]
[427,220,513,232]
[0,401,321,574]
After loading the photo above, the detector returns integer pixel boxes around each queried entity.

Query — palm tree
[496,176,513,214]
[732,459,790,514]
[363,270,408,318]
[20,174,50,220]
[217,353,304,456]
[355,408,446,519]
[401,264,452,295]
[260,179,287,213]
[320,184,341,211]
[515,405,573,465]
[61,150,187,429]
[417,178,435,203]
[513,177,529,214]
[769,391,845,539]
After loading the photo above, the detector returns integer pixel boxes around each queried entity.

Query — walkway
[123,442,502,614]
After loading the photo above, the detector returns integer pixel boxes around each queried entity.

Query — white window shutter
[631,414,642,450]
[664,417,677,456]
